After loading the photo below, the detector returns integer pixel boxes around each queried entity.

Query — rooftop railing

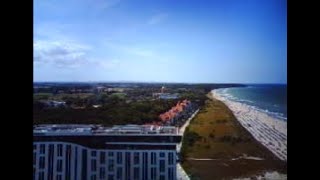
[33,124,178,135]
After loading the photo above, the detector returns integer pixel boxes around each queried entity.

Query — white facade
[33,142,177,180]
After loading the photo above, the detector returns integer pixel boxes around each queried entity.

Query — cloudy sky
[34,0,287,83]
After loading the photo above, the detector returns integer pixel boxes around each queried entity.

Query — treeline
[179,91,207,106]
[34,82,245,94]
[33,99,178,126]
[33,83,245,125]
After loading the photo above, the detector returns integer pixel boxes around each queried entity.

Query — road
[177,163,190,180]
[176,109,199,180]
[177,109,199,152]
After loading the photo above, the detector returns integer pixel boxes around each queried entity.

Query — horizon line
[33,81,287,85]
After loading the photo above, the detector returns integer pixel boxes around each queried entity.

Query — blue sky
[34,0,287,83]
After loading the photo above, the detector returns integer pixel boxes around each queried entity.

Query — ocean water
[212,85,287,160]
[213,84,287,121]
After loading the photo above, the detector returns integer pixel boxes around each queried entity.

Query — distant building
[161,86,165,93]
[33,124,181,180]
[159,93,179,100]
[43,100,66,108]
[152,93,179,100]
[105,88,125,93]
[159,100,193,125]
[92,104,102,108]
[95,86,105,93]
[153,86,179,100]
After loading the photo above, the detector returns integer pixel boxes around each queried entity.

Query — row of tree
[33,98,179,126]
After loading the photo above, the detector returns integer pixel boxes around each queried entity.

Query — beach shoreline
[181,91,287,180]
[211,89,287,161]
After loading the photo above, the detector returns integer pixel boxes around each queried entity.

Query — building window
[57,144,63,156]
[143,152,148,180]
[169,136,174,142]
[134,167,139,180]
[48,145,54,180]
[100,152,106,164]
[116,152,122,164]
[160,152,165,158]
[40,144,45,154]
[33,152,36,165]
[66,145,71,178]
[90,174,96,180]
[108,159,114,171]
[74,147,78,180]
[108,151,114,157]
[33,144,36,151]
[91,151,96,157]
[116,167,122,179]
[57,159,62,172]
[151,152,156,165]
[82,149,88,179]
[91,159,96,171]
[33,167,35,180]
[125,152,131,178]
[160,160,165,172]
[100,167,105,179]
[39,172,45,180]
[56,174,62,180]
[108,175,114,180]
[134,152,139,164]
[160,175,165,180]
[151,167,157,180]
[39,156,45,169]
[168,167,174,180]
[168,152,174,165]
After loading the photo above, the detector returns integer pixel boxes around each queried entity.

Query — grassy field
[181,93,287,180]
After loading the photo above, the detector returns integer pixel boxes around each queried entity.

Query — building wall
[33,142,177,180]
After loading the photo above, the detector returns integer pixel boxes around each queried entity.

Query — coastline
[211,89,287,161]
[181,92,287,180]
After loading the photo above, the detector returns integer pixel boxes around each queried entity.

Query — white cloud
[34,39,123,70]
[148,13,168,25]
[34,40,91,68]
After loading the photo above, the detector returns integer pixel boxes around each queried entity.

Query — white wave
[211,89,287,161]
[213,89,287,121]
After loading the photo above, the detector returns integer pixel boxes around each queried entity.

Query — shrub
[184,131,202,147]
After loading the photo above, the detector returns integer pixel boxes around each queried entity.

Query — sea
[213,84,287,121]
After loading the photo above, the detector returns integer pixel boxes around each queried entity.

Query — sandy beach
[211,90,287,161]
[181,92,287,180]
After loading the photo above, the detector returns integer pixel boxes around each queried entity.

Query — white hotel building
[33,124,182,180]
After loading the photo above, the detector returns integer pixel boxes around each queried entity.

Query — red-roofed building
[158,99,193,126]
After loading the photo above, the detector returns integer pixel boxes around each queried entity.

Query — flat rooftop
[33,124,179,136]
